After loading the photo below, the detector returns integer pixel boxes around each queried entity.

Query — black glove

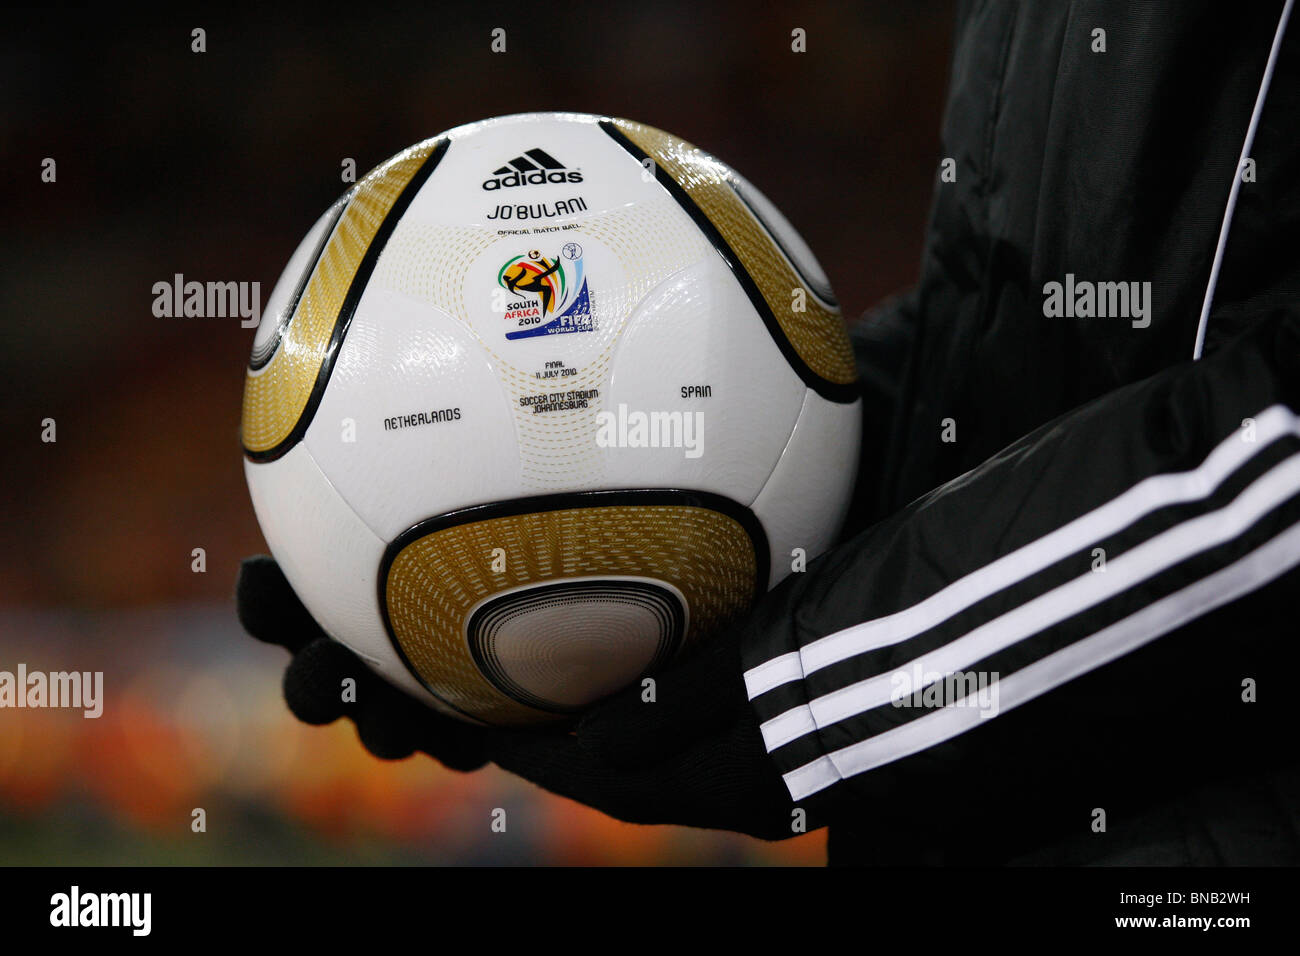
[236,555,488,771]
[236,555,801,839]
[483,622,800,839]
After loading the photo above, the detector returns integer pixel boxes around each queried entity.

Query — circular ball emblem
[466,577,686,713]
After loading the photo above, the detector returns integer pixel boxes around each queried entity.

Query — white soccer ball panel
[751,389,862,589]
[602,257,806,503]
[244,444,435,706]
[302,287,523,542]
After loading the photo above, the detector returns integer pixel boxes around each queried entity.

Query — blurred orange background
[0,2,951,864]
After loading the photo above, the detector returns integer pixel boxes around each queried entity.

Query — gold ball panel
[382,503,759,725]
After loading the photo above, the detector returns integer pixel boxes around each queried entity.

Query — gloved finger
[284,633,491,769]
[349,671,489,770]
[282,637,369,725]
[236,555,328,653]
[348,677,460,761]
[354,699,418,759]
[353,693,490,769]
[411,712,491,772]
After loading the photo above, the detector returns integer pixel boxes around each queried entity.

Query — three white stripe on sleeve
[745,404,1300,801]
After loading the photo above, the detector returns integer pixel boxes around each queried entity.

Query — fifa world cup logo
[502,251,563,315]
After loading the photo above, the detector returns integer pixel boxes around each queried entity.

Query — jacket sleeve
[741,306,1300,855]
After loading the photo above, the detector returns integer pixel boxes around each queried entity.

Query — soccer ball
[242,112,860,726]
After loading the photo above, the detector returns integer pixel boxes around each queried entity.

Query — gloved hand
[236,555,488,770]
[236,555,801,840]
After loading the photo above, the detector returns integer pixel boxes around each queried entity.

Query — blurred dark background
[0,1,952,864]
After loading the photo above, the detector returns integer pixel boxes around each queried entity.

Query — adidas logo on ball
[482,147,584,189]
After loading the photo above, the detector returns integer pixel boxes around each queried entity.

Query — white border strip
[1193,0,1294,360]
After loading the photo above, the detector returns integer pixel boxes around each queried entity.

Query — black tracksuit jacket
[740,0,1300,865]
